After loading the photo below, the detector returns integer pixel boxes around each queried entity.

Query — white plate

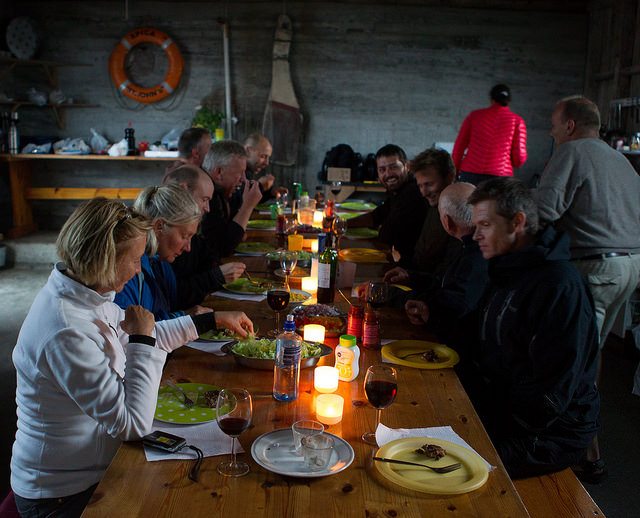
[251,429,354,478]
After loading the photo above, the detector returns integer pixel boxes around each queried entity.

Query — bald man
[243,132,288,202]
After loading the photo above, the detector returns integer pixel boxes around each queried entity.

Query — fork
[165,379,194,407]
[373,457,462,473]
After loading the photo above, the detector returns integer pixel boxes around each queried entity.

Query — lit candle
[313,210,324,225]
[301,276,318,294]
[314,366,339,393]
[310,257,319,279]
[288,234,304,251]
[303,324,325,343]
[316,394,344,425]
[310,239,319,253]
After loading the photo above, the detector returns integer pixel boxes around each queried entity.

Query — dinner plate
[251,429,354,478]
[274,267,311,279]
[223,277,274,295]
[247,220,276,230]
[338,201,376,211]
[344,227,379,240]
[375,437,488,494]
[381,340,460,369]
[235,242,276,255]
[155,383,225,424]
[338,248,387,263]
[336,211,364,221]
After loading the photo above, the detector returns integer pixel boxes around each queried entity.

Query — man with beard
[164,127,212,176]
[348,144,428,262]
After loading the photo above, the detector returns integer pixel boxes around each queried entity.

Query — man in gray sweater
[535,95,640,482]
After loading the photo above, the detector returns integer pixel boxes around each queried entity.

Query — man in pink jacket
[452,84,528,185]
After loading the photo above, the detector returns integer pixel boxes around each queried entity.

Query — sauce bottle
[335,334,360,382]
[362,308,380,350]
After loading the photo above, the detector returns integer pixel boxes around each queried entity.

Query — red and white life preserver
[109,27,183,104]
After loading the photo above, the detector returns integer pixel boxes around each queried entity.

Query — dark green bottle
[317,232,338,303]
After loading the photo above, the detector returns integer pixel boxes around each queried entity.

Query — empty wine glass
[332,217,347,250]
[216,388,253,476]
[279,250,298,290]
[330,181,342,201]
[362,365,397,445]
[267,281,290,336]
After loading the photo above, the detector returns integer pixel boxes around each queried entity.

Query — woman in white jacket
[10,199,253,517]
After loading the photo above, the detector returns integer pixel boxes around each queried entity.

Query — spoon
[373,457,462,473]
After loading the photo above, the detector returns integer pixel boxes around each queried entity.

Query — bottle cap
[284,314,296,331]
[339,334,357,347]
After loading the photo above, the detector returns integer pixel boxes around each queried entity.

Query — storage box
[327,167,351,182]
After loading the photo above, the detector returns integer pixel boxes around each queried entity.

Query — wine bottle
[317,232,338,304]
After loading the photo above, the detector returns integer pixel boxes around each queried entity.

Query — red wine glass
[362,365,397,445]
[267,282,290,336]
[216,388,253,476]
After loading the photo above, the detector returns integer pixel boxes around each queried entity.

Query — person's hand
[215,311,254,337]
[241,180,263,209]
[186,305,214,316]
[120,305,155,336]
[219,262,246,283]
[383,266,409,283]
[405,300,429,325]
[258,174,275,192]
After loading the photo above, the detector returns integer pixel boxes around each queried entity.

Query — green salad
[199,329,238,340]
[232,338,322,359]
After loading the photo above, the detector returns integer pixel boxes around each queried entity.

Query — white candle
[316,394,344,425]
[310,257,319,279]
[301,276,318,294]
[310,239,319,253]
[304,324,325,344]
[314,366,339,393]
[313,210,324,225]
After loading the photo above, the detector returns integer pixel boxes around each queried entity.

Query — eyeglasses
[377,161,404,175]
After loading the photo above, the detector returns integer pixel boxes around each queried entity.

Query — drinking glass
[330,181,342,201]
[362,365,397,445]
[267,282,290,336]
[366,281,389,310]
[291,420,324,456]
[279,250,298,290]
[216,388,253,476]
[302,433,334,471]
[332,217,347,250]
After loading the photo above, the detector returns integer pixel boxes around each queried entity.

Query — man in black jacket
[464,178,600,479]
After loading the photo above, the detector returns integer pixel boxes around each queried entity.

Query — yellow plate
[339,248,387,263]
[381,340,460,369]
[375,437,489,495]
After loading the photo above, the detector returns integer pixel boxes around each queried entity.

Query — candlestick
[314,366,339,393]
[315,394,344,425]
[303,324,325,344]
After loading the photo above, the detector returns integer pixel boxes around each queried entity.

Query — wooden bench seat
[514,468,605,517]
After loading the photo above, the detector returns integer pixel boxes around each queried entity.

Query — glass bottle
[317,232,338,304]
[273,315,302,402]
[362,308,380,350]
[9,112,19,154]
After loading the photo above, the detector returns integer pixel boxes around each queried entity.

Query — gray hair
[438,182,475,231]
[202,140,247,173]
[134,184,201,254]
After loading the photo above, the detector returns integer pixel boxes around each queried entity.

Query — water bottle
[273,314,302,401]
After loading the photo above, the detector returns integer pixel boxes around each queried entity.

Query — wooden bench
[515,468,605,517]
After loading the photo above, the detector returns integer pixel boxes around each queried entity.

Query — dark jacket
[171,234,227,309]
[469,226,599,449]
[372,176,428,263]
[201,188,245,260]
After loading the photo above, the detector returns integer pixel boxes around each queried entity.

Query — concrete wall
[3,1,587,228]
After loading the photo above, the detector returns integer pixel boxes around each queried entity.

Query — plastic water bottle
[273,314,302,401]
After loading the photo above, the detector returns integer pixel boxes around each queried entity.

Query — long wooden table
[82,228,532,516]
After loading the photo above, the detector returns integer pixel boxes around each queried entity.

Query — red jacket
[452,104,527,177]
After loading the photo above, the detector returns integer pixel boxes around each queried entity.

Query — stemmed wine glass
[216,388,253,476]
[366,281,389,311]
[362,365,397,445]
[332,217,347,250]
[279,249,298,290]
[330,181,342,201]
[267,282,290,336]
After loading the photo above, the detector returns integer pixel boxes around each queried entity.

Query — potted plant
[192,106,225,140]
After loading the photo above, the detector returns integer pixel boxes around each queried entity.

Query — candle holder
[314,366,339,393]
[316,394,344,425]
[304,324,325,344]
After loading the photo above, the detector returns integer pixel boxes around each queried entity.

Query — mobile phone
[143,430,187,453]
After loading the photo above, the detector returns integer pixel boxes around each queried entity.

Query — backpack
[320,144,363,182]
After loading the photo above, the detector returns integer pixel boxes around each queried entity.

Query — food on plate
[422,349,440,363]
[198,329,238,341]
[295,224,322,234]
[415,443,446,460]
[231,337,322,360]
[290,304,347,337]
[290,290,311,303]
[236,242,276,254]
[224,277,274,294]
[200,390,221,408]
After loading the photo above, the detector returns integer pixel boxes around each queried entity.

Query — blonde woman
[114,184,251,333]
[10,199,251,517]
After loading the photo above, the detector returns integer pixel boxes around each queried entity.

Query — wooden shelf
[0,154,177,162]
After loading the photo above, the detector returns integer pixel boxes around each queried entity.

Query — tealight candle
[304,324,325,344]
[316,394,344,425]
[314,366,339,393]
[310,257,319,279]
[310,239,319,253]
[288,233,304,251]
[301,276,318,294]
[313,210,324,225]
